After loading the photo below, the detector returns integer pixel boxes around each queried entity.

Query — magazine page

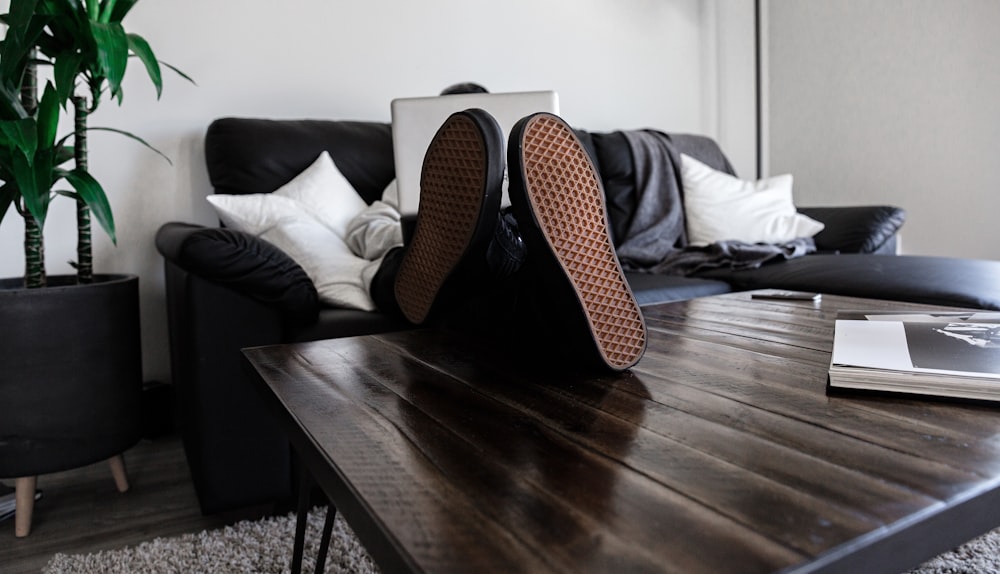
[832,321,914,371]
[832,318,1000,379]
[837,311,1000,323]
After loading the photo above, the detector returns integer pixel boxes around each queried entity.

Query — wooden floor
[0,433,270,574]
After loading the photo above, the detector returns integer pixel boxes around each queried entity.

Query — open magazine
[828,311,1000,402]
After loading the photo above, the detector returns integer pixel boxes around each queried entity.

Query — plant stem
[73,96,93,284]
[20,62,37,116]
[21,50,45,289]
[24,216,45,288]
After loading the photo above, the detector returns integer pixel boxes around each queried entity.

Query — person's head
[440,82,489,96]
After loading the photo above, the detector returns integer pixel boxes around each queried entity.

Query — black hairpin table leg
[290,448,337,574]
[314,505,337,574]
[291,458,312,574]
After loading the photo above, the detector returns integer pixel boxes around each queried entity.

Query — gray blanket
[614,130,814,276]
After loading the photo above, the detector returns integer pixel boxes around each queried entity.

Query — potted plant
[0,0,190,537]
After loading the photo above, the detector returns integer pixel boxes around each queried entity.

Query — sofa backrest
[205,118,395,205]
[203,118,737,246]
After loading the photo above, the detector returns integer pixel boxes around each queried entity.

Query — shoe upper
[486,210,526,281]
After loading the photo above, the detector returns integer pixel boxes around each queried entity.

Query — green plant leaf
[88,20,128,101]
[7,0,41,43]
[0,146,13,177]
[13,148,47,225]
[35,0,68,17]
[55,143,75,165]
[107,0,138,23]
[0,182,16,224]
[36,1,85,55]
[61,167,116,243]
[53,51,84,105]
[98,0,119,23]
[160,60,196,86]
[53,188,79,200]
[37,82,61,148]
[0,81,29,119]
[0,14,47,90]
[0,118,39,159]
[125,33,161,98]
[88,126,172,164]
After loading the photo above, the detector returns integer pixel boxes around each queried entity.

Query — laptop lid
[390,90,560,215]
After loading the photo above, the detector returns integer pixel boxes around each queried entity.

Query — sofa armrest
[797,206,905,254]
[155,222,319,325]
[161,261,295,513]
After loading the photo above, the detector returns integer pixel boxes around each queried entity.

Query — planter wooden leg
[14,476,36,538]
[109,455,130,493]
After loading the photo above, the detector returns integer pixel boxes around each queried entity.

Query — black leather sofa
[156,117,1000,515]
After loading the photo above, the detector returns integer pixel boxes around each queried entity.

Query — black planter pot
[0,274,143,478]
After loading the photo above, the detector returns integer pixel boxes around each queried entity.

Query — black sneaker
[507,112,647,371]
[485,210,526,281]
[394,108,505,325]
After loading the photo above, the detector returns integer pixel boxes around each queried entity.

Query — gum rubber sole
[394,113,496,325]
[515,114,647,370]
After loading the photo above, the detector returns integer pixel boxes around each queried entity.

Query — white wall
[709,0,758,180]
[1,0,756,383]
[766,0,1000,260]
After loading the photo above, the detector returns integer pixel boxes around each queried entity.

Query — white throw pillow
[270,150,367,238]
[206,152,380,311]
[680,153,825,246]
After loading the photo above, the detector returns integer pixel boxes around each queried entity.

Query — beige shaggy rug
[42,507,999,573]
[43,507,376,574]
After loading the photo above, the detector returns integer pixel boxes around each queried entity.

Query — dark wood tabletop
[243,292,1000,574]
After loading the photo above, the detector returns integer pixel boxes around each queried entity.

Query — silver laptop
[390,90,560,215]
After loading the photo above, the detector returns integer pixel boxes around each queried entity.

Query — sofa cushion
[696,254,1000,310]
[624,272,733,306]
[680,154,825,246]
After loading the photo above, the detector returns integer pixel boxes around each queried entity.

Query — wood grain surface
[244,292,1000,574]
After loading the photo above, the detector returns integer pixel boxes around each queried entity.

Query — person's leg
[369,245,405,318]
[370,211,525,323]
[507,112,647,371]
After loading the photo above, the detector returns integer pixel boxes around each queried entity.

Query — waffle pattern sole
[518,115,647,370]
[394,115,489,324]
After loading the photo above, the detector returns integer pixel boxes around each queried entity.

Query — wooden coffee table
[243,292,1000,573]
